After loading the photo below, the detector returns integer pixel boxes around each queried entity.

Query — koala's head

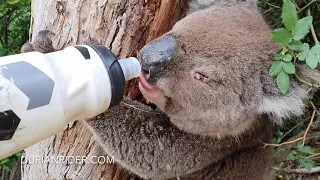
[138,4,308,138]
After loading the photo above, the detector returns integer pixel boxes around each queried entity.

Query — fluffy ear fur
[259,75,309,125]
[258,63,320,125]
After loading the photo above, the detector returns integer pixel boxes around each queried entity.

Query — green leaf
[306,54,318,69]
[288,40,303,51]
[15,151,24,157]
[282,0,298,31]
[297,146,313,154]
[286,153,296,160]
[269,61,283,77]
[283,62,295,74]
[274,54,282,61]
[0,1,7,9]
[302,161,313,171]
[282,54,293,62]
[293,16,313,40]
[299,44,310,61]
[310,45,320,63]
[0,8,8,15]
[300,43,310,53]
[277,70,290,94]
[0,158,10,165]
[0,47,6,56]
[7,51,16,55]
[298,52,307,61]
[310,44,320,54]
[270,28,292,45]
[274,137,282,144]
[2,165,10,171]
[7,0,20,4]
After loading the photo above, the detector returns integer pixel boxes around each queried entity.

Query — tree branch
[262,102,317,147]
[301,102,317,146]
[295,74,320,88]
[307,9,319,44]
[298,0,320,14]
[272,166,320,174]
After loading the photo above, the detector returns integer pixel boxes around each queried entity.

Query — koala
[88,1,311,179]
[23,0,320,179]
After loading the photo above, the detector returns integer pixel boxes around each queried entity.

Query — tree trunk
[21,0,188,179]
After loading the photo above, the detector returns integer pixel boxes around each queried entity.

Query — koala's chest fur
[86,99,274,180]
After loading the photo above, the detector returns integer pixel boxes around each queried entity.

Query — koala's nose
[139,36,178,71]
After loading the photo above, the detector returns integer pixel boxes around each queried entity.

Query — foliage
[272,129,285,144]
[0,0,31,56]
[0,151,23,171]
[286,146,315,171]
[268,0,320,94]
[260,0,320,175]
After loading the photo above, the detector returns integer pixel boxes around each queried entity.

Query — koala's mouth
[139,70,166,110]
[139,70,159,94]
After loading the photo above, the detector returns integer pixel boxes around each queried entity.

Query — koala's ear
[260,71,278,95]
[259,71,309,125]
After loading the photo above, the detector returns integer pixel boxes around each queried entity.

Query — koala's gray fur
[86,97,273,179]
[22,0,320,179]
[188,0,258,14]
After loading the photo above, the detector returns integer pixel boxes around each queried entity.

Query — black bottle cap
[88,45,125,109]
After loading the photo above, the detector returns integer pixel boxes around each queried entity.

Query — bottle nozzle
[118,57,141,81]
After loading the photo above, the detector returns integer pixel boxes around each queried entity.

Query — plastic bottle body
[0,45,141,159]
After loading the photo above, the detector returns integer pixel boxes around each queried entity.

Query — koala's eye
[192,71,211,83]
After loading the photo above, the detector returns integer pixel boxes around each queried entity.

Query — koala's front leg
[85,97,260,180]
[85,98,210,179]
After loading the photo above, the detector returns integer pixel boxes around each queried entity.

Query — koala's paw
[20,42,35,53]
[21,30,56,54]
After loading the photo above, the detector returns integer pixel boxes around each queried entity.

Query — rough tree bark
[21,0,189,179]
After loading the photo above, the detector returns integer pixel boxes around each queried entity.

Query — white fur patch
[258,86,309,124]
[227,117,256,137]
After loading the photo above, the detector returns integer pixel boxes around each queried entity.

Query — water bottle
[0,45,141,160]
